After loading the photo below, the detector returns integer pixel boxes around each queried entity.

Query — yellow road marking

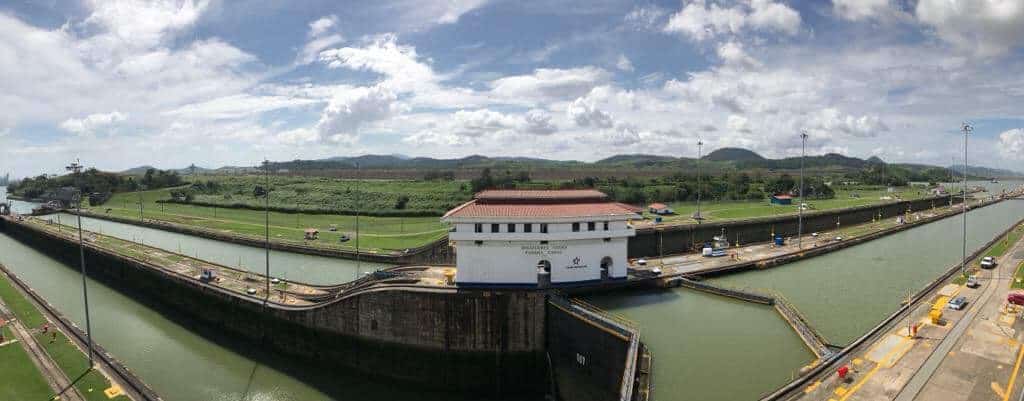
[994,382,1008,398]
[1003,344,1024,401]
[840,335,912,401]
[834,387,848,396]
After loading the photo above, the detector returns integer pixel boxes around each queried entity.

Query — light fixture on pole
[65,159,94,367]
[960,122,971,277]
[262,159,271,306]
[695,139,703,224]
[798,131,808,249]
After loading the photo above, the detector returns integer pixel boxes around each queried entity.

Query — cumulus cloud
[916,0,1024,57]
[60,111,128,134]
[717,41,761,69]
[299,15,344,64]
[616,54,635,72]
[315,85,398,142]
[805,108,888,138]
[320,34,435,93]
[663,0,801,41]
[308,15,338,38]
[999,129,1024,160]
[832,0,891,21]
[625,5,669,30]
[567,97,614,128]
[490,67,611,102]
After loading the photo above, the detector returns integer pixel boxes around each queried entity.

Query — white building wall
[453,238,629,285]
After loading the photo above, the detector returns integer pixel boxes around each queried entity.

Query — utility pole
[65,159,93,367]
[263,159,270,306]
[798,131,808,249]
[696,139,703,224]
[355,162,361,272]
[137,185,144,222]
[961,122,971,277]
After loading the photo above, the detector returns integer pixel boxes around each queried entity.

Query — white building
[442,189,640,286]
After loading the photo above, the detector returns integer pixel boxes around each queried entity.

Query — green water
[586,290,815,401]
[41,212,389,285]
[710,198,1024,345]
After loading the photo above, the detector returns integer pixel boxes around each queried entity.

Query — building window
[491,224,500,233]
[603,221,609,230]
[508,223,516,233]
[587,222,596,231]
[540,223,548,233]
[604,238,611,242]
[572,222,580,232]
[540,241,548,245]
[474,223,482,233]
[524,223,533,233]
[475,240,483,245]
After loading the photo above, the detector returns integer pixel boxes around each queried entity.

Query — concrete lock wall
[0,219,547,396]
[546,296,638,401]
[629,195,961,258]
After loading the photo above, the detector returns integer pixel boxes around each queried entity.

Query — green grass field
[0,274,128,401]
[85,188,449,252]
[0,325,53,400]
[648,187,931,223]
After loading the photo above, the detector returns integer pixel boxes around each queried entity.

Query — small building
[932,186,948,196]
[647,202,674,215]
[770,194,793,205]
[442,189,640,286]
[304,228,319,240]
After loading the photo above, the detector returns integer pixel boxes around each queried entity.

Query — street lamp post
[961,122,972,277]
[262,159,270,306]
[798,131,808,249]
[65,159,94,367]
[696,139,703,224]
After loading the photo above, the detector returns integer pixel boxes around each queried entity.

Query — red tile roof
[648,203,668,209]
[443,201,639,219]
[474,189,608,203]
[772,194,793,199]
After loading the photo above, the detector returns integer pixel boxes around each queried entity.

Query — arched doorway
[537,260,551,287]
[600,256,613,280]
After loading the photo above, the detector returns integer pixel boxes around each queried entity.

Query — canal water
[40,212,389,285]
[709,197,1024,345]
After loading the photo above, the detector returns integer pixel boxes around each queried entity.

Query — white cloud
[616,54,635,71]
[625,5,669,30]
[726,114,752,133]
[308,15,338,38]
[916,0,1024,57]
[832,0,891,21]
[805,108,888,138]
[163,94,320,120]
[717,41,761,69]
[320,34,436,93]
[999,129,1024,160]
[567,97,614,128]
[490,67,611,102]
[372,0,488,31]
[60,111,128,134]
[663,0,800,41]
[315,85,398,143]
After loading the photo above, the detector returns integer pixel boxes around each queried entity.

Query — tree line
[7,168,183,199]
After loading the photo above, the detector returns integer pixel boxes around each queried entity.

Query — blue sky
[1,0,1023,177]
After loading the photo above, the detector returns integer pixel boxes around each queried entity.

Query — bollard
[838,365,849,380]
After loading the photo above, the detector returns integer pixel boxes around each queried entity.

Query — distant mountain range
[114,147,1023,179]
[949,164,1024,178]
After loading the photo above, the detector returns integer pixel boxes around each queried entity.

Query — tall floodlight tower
[262,159,271,306]
[797,131,808,249]
[66,159,94,366]
[961,122,972,277]
[695,139,703,224]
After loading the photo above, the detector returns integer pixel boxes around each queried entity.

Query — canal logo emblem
[566,257,587,269]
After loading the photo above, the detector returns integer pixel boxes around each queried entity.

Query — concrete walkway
[0,300,86,401]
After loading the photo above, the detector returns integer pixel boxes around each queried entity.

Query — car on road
[1008,292,1024,306]
[965,276,980,288]
[651,267,662,275]
[947,296,968,310]
[636,258,647,266]
[980,256,997,269]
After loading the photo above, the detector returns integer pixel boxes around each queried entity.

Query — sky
[1,0,1023,178]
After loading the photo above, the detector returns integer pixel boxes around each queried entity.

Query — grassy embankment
[85,184,454,252]
[649,187,931,223]
[0,324,52,400]
[950,224,1024,285]
[0,273,128,401]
